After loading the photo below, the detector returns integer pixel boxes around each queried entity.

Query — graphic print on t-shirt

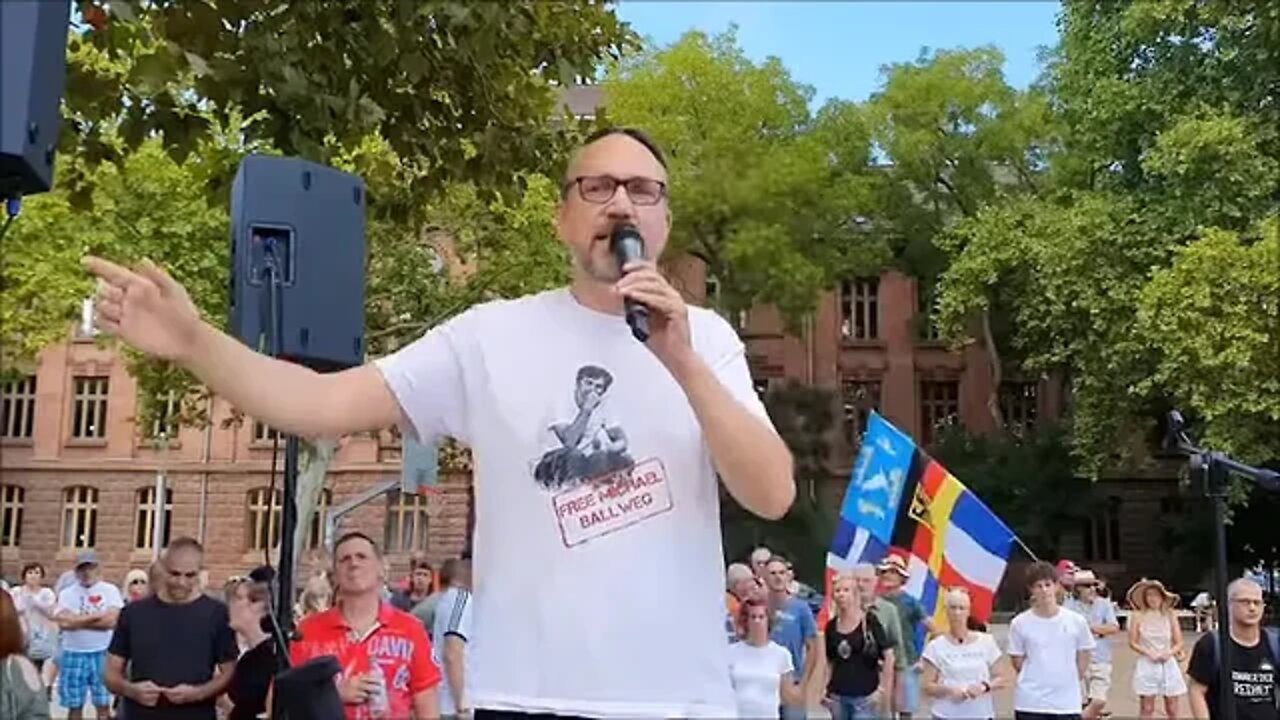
[532,365,635,491]
[529,365,675,547]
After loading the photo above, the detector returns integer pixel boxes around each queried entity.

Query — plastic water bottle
[366,663,389,718]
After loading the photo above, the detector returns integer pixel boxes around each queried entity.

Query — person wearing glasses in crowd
[123,569,151,604]
[84,125,793,718]
[1064,570,1120,720]
[1186,577,1278,720]
[105,537,239,720]
[921,587,1011,720]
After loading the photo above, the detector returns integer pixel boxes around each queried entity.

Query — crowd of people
[1,535,473,720]
[721,550,1278,720]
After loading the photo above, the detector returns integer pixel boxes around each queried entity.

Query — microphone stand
[1166,410,1280,720]
[259,242,295,719]
[254,236,344,720]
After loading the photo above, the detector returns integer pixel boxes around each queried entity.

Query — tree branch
[935,173,973,217]
[368,319,430,343]
[981,307,1005,429]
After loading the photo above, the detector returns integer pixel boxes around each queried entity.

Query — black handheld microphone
[610,223,650,342]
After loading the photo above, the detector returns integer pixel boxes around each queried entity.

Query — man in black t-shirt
[104,537,239,720]
[1187,578,1279,720]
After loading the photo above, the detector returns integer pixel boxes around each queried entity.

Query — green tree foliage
[63,1,635,204]
[862,47,1055,427]
[934,1,1280,468]
[1,140,227,426]
[602,29,889,326]
[1046,0,1280,204]
[1137,221,1280,465]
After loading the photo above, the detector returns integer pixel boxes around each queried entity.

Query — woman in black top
[221,575,277,720]
[823,573,893,720]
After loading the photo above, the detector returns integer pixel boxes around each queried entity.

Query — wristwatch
[981,681,992,694]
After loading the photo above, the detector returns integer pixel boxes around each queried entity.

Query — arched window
[61,486,99,548]
[384,491,430,553]
[0,484,24,547]
[134,486,174,551]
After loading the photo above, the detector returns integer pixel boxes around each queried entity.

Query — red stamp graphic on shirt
[552,457,674,548]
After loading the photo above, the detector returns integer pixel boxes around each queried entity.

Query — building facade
[0,329,471,589]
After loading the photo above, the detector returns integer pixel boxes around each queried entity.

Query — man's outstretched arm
[85,256,400,439]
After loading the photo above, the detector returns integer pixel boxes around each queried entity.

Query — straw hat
[1127,578,1179,611]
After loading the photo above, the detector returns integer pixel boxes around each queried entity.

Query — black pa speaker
[0,0,72,198]
[229,155,366,371]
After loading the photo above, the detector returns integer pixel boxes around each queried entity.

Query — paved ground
[50,626,1204,718]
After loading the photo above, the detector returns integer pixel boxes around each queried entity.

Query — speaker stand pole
[260,239,299,720]
[277,435,300,639]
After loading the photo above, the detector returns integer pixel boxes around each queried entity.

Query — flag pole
[1012,534,1040,563]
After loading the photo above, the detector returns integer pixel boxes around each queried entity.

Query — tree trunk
[293,437,339,571]
[981,308,1005,429]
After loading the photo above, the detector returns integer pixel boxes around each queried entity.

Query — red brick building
[0,328,471,589]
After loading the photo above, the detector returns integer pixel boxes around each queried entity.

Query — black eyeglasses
[564,175,667,206]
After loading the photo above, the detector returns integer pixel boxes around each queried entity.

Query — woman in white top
[921,587,1011,720]
[1126,578,1186,718]
[727,598,801,719]
[9,563,57,673]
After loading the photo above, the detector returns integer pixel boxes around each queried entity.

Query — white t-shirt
[727,641,794,720]
[376,288,770,717]
[430,586,473,716]
[921,632,1003,719]
[55,581,123,653]
[12,586,59,657]
[1008,606,1096,713]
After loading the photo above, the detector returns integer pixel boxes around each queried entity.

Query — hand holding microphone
[609,223,693,369]
[610,223,650,342]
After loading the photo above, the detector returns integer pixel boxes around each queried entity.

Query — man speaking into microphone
[83,127,795,718]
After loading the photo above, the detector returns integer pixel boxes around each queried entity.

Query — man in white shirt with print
[53,551,124,720]
[83,126,795,719]
[1009,561,1096,720]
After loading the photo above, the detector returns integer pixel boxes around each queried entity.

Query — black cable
[261,244,284,572]
[265,430,282,570]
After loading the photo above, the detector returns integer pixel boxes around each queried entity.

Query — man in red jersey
[290,531,440,719]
